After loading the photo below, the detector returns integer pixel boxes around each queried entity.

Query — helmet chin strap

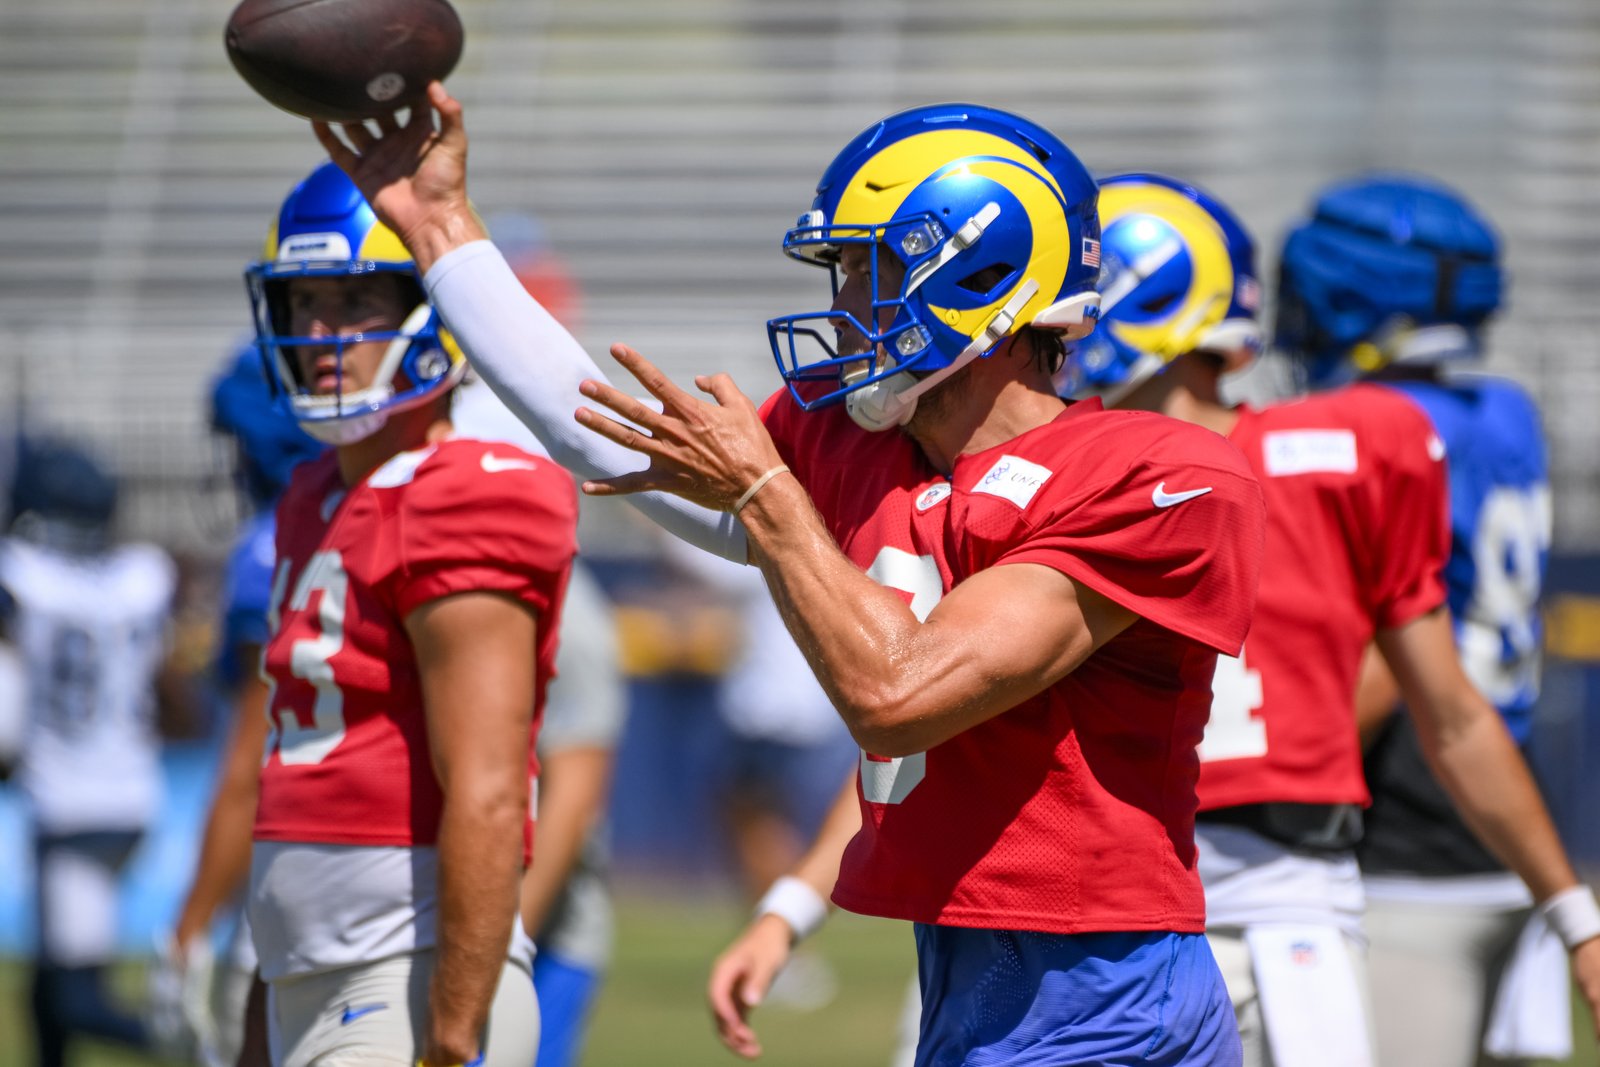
[845,280,1041,432]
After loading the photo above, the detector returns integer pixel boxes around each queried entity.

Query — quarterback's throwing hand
[312,81,484,271]
[576,344,786,513]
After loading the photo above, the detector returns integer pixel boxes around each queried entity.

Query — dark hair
[1018,325,1065,376]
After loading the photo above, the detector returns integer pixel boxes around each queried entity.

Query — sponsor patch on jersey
[278,232,353,262]
[368,446,436,489]
[481,452,540,474]
[1262,430,1358,477]
[973,454,1052,509]
[915,482,952,511]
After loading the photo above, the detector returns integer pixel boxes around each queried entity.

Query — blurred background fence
[2,0,1599,549]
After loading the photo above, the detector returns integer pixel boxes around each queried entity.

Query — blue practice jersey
[1386,375,1550,743]
[216,510,277,690]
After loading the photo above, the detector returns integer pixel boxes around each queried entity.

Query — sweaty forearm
[739,475,952,755]
[423,241,747,561]
[430,787,524,1047]
[1421,703,1578,903]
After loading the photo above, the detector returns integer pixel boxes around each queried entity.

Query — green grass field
[1,893,1594,1067]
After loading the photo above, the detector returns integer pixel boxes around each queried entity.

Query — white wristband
[1540,885,1600,950]
[733,465,790,516]
[755,875,829,944]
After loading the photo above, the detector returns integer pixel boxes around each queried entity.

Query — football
[225,0,464,123]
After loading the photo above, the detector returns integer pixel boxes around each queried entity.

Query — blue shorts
[531,951,602,1067]
[912,926,1241,1066]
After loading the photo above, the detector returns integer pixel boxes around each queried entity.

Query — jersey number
[263,551,348,766]
[43,625,100,731]
[1460,484,1550,707]
[1198,650,1266,762]
[858,547,942,804]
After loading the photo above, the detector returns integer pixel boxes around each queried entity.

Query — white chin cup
[298,409,389,446]
[845,370,919,432]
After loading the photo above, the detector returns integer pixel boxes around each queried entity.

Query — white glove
[147,932,218,1063]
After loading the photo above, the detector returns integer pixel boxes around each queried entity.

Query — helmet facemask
[247,262,464,447]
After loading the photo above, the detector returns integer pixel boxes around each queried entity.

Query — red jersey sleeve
[759,386,802,471]
[1354,387,1450,630]
[995,417,1266,655]
[390,444,579,621]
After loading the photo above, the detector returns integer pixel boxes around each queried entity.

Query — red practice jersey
[1196,384,1449,809]
[254,438,578,863]
[762,391,1265,935]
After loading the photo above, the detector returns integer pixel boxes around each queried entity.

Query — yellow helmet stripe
[832,128,1064,230]
[1098,182,1234,359]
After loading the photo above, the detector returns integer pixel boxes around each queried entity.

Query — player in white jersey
[2,437,179,1067]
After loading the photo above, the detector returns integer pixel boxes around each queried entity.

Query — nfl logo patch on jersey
[916,482,952,511]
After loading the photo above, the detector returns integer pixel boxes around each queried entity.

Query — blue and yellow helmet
[1275,173,1503,389]
[244,161,466,445]
[1068,173,1261,399]
[767,103,1103,431]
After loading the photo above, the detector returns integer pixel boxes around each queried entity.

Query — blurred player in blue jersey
[1277,174,1570,1065]
[2,437,180,1067]
[156,345,323,1065]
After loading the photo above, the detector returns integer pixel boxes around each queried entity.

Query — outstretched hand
[311,81,485,272]
[575,344,787,513]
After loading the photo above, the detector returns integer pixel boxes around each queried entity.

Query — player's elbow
[841,687,936,758]
[441,768,528,830]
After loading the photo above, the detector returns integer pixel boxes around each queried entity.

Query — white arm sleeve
[424,240,748,563]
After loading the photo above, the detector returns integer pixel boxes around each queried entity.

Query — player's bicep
[913,563,1138,735]
[406,591,538,795]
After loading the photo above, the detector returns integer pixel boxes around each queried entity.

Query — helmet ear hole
[956,264,1017,297]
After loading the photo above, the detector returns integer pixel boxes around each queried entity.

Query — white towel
[1247,923,1375,1067]
[1482,911,1572,1060]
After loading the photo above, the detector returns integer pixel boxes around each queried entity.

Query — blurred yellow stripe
[1546,595,1600,662]
[612,604,740,677]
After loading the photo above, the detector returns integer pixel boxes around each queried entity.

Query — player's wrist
[732,468,807,545]
[1541,884,1600,951]
[754,875,829,945]
[732,464,791,516]
[402,204,486,276]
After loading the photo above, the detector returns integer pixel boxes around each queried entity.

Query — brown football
[225,0,463,123]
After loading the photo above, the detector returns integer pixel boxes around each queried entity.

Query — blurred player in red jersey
[1284,175,1573,1065]
[242,160,578,1067]
[1067,174,1600,1067]
[315,86,1267,1065]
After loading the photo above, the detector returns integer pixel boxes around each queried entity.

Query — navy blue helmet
[1275,174,1504,388]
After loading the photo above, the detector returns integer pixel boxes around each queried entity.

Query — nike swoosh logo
[1152,482,1213,508]
[340,1003,388,1025]
[481,452,540,474]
